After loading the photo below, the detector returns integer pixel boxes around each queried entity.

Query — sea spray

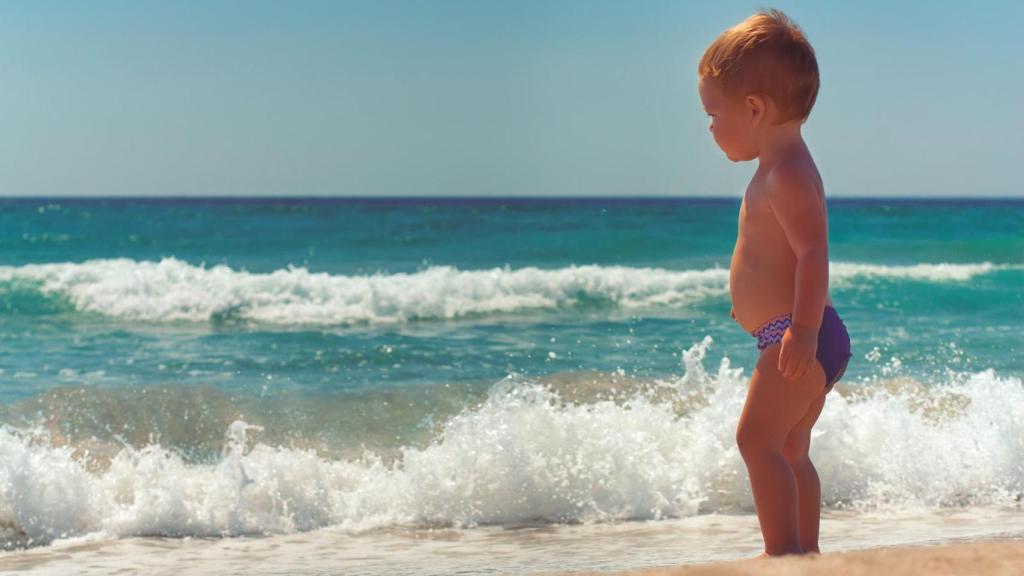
[1,338,1022,549]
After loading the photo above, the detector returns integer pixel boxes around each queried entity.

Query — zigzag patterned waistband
[751,312,793,351]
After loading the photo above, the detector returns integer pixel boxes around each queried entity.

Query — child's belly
[729,246,835,333]
[729,242,799,333]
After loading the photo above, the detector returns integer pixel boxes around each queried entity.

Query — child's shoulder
[764,152,823,207]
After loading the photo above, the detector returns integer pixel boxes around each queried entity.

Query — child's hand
[778,325,818,380]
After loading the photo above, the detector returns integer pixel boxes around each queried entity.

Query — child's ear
[746,94,766,126]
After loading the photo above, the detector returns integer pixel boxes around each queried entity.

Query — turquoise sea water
[0,197,1022,570]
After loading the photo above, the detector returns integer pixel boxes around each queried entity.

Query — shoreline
[549,535,1024,576]
[0,523,1021,575]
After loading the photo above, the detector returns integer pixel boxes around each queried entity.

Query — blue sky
[1,1,1020,197]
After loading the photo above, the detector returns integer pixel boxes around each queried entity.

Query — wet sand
[0,510,1020,575]
[552,537,1024,576]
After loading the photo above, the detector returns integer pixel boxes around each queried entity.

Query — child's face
[698,77,758,162]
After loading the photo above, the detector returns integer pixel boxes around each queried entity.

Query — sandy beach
[552,537,1024,576]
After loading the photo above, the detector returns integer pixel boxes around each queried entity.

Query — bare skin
[699,76,833,557]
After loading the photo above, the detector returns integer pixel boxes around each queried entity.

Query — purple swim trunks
[750,305,852,392]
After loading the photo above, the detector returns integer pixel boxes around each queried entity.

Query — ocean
[0,196,1021,574]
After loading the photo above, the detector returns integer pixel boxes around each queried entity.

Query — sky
[0,0,1021,198]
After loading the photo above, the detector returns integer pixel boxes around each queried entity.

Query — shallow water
[2,508,1022,575]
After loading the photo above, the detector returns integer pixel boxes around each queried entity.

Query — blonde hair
[698,9,819,123]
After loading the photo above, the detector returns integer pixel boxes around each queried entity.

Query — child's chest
[737,185,782,238]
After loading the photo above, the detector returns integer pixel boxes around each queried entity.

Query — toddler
[697,9,852,557]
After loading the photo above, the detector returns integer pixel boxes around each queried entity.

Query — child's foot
[754,548,805,559]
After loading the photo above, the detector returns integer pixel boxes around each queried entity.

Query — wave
[1,337,1022,548]
[0,258,1018,326]
[829,261,1013,282]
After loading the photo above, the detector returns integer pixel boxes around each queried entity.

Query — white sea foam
[0,258,728,325]
[0,258,1017,325]
[1,338,1021,548]
[830,261,1011,283]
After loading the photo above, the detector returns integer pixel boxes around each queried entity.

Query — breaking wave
[1,337,1021,548]
[0,258,1017,326]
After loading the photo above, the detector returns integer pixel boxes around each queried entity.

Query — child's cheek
[711,120,725,141]
[714,123,732,153]
[711,128,725,152]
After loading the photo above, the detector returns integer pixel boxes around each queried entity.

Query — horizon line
[1,195,1021,202]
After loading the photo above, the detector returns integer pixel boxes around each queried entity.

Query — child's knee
[782,434,811,464]
[736,422,777,459]
[782,443,809,466]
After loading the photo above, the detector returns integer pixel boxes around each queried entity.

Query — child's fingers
[793,357,808,379]
[782,352,798,379]
[800,356,812,378]
[799,355,813,378]
[779,351,794,378]
[781,353,808,380]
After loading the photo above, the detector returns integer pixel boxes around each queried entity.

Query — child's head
[697,9,818,161]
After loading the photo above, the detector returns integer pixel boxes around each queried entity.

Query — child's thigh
[737,343,826,446]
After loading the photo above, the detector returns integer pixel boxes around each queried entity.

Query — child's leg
[736,342,827,556]
[782,392,827,553]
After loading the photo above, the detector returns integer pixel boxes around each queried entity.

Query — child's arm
[766,163,829,380]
